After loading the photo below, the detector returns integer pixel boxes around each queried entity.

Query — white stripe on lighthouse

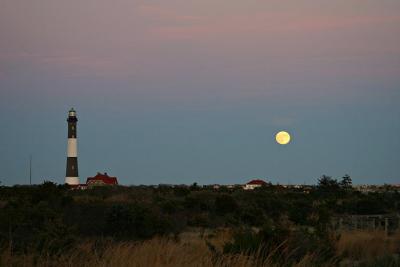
[67,138,78,157]
[65,177,79,185]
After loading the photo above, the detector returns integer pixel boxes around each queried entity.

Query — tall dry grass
[336,230,400,261]
[0,240,332,267]
[1,230,399,267]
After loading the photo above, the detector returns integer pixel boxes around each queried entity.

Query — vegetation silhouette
[0,175,399,266]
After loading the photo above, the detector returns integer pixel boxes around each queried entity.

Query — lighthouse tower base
[65,177,79,185]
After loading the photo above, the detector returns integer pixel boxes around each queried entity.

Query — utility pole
[29,154,32,185]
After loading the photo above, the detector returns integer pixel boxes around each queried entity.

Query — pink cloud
[0,52,127,78]
[147,12,400,40]
[38,55,125,77]
[138,3,205,26]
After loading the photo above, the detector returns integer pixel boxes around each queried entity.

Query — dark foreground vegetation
[1,175,399,266]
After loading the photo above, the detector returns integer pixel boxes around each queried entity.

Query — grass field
[1,230,399,267]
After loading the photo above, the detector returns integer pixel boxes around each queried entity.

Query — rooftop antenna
[29,154,32,185]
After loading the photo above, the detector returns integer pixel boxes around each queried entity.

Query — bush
[215,194,238,215]
[105,204,172,240]
[223,223,337,265]
[0,199,76,255]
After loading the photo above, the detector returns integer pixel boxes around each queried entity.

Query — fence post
[398,214,400,231]
[385,217,389,236]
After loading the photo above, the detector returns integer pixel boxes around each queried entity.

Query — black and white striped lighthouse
[65,108,79,185]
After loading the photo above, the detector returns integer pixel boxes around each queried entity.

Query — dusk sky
[1,0,399,185]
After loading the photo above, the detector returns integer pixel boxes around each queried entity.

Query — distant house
[69,184,87,190]
[86,172,118,187]
[212,184,221,190]
[243,179,268,190]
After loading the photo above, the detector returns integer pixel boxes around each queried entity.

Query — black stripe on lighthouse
[66,157,78,177]
[68,116,77,138]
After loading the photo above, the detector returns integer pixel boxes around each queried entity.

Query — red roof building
[244,179,268,190]
[247,179,267,185]
[86,172,118,187]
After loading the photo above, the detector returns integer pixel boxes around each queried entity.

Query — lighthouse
[65,108,79,185]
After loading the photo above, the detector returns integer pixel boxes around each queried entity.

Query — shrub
[105,204,172,240]
[215,194,238,215]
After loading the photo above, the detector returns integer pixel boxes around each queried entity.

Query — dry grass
[1,230,399,267]
[1,238,243,267]
[336,230,400,261]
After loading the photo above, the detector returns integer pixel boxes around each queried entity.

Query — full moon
[275,131,291,145]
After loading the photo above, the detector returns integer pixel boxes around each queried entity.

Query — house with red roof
[86,172,118,187]
[243,179,268,190]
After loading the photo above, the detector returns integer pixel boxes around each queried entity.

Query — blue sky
[0,0,399,185]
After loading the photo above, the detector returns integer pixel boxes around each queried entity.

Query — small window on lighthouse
[72,165,75,170]
[72,126,75,130]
